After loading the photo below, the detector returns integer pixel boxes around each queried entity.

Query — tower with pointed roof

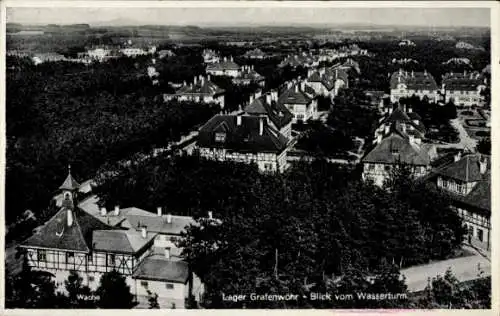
[59,165,80,209]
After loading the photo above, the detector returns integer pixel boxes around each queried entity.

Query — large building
[305,67,349,99]
[244,90,293,139]
[232,65,265,87]
[19,169,205,308]
[278,81,318,124]
[243,48,269,59]
[362,105,437,187]
[163,75,225,108]
[430,153,491,250]
[442,71,486,107]
[197,114,290,173]
[205,56,241,77]
[390,69,439,103]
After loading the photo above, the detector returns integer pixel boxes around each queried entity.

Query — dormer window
[215,132,226,143]
[391,147,399,155]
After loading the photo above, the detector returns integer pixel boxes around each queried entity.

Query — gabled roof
[434,153,490,183]
[244,48,267,57]
[390,71,438,91]
[442,73,483,92]
[206,60,241,71]
[198,114,289,154]
[278,83,315,105]
[244,95,293,130]
[20,207,118,252]
[133,255,189,283]
[92,230,156,254]
[175,79,225,96]
[362,132,434,166]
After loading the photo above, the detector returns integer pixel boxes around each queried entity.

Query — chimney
[307,68,314,78]
[295,85,298,92]
[157,206,162,217]
[114,205,120,216]
[207,74,211,81]
[166,213,172,224]
[164,247,171,259]
[300,81,305,91]
[479,157,487,174]
[183,80,187,86]
[194,76,198,84]
[259,117,264,136]
[67,209,74,227]
[224,56,227,62]
[376,133,382,144]
[208,211,213,219]
[408,107,413,113]
[237,115,242,126]
[384,125,390,135]
[271,90,278,101]
[249,95,254,103]
[100,207,107,216]
[389,107,393,114]
[141,226,147,238]
[454,152,462,162]
[266,93,272,105]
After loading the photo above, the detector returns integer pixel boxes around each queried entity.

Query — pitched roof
[206,59,241,71]
[307,67,349,91]
[92,230,156,254]
[20,207,118,252]
[442,72,483,92]
[278,83,315,105]
[133,256,189,283]
[122,214,195,235]
[244,48,266,57]
[434,153,490,182]
[362,132,434,166]
[244,95,293,130]
[59,172,80,191]
[197,114,289,153]
[390,71,438,91]
[175,79,224,96]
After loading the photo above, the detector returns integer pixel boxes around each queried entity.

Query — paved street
[434,118,477,151]
[401,249,490,292]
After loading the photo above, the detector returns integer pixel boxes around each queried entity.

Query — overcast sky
[7,7,490,28]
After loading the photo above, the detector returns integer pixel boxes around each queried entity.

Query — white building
[163,75,225,108]
[306,67,349,99]
[278,81,318,124]
[442,71,486,107]
[362,105,437,187]
[205,56,242,77]
[197,114,290,173]
[87,48,112,61]
[431,153,491,250]
[390,69,439,103]
[120,47,148,57]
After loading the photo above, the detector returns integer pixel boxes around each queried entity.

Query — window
[66,252,74,264]
[367,164,374,170]
[384,165,391,171]
[38,250,47,262]
[166,283,174,290]
[108,254,115,266]
[477,229,483,242]
[264,163,273,171]
[391,147,399,155]
[89,276,95,282]
[141,281,149,288]
[215,132,226,143]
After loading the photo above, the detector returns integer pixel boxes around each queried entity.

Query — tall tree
[96,270,135,309]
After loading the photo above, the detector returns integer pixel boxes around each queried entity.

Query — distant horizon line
[7,21,490,29]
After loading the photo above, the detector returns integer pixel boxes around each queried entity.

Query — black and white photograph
[3,1,496,311]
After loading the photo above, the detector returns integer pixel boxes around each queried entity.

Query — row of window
[36,250,118,266]
[141,280,175,290]
[438,178,471,196]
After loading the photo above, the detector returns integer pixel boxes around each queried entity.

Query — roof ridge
[70,210,91,253]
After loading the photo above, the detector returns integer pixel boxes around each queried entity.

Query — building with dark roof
[232,65,265,87]
[202,49,220,64]
[278,53,320,69]
[306,66,349,99]
[278,80,318,124]
[244,90,293,139]
[362,110,437,187]
[442,71,486,107]
[429,153,491,250]
[390,69,439,103]
[205,56,242,77]
[19,169,206,308]
[197,114,290,172]
[163,75,225,108]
